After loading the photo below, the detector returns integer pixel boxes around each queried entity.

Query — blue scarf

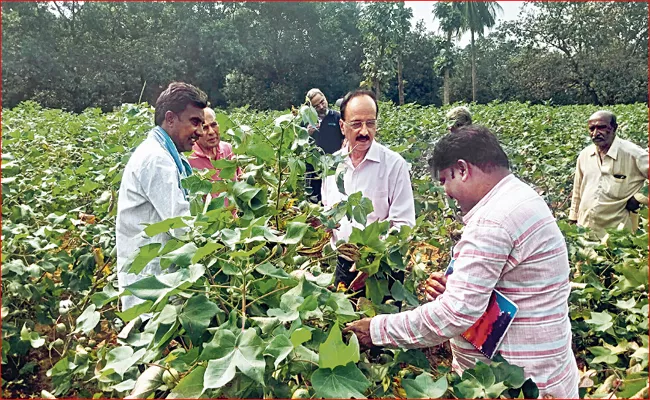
[151,126,193,196]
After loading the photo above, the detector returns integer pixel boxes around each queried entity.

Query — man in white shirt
[322,89,415,292]
[116,82,208,311]
[569,110,648,237]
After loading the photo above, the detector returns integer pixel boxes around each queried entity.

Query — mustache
[355,135,370,141]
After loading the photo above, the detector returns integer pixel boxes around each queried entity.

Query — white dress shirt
[322,140,416,244]
[116,131,191,310]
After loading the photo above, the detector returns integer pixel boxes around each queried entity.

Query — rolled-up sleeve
[370,220,511,348]
[388,160,416,229]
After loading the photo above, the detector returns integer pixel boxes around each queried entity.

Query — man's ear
[164,110,176,126]
[457,159,470,181]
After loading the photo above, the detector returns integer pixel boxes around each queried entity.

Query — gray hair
[306,88,324,102]
[446,106,472,126]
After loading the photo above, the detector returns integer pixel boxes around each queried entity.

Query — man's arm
[632,149,649,206]
[367,221,512,349]
[387,160,416,229]
[568,156,583,222]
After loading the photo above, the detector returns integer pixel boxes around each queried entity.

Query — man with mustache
[188,107,241,204]
[116,82,208,311]
[304,88,344,203]
[321,89,415,292]
[569,110,648,237]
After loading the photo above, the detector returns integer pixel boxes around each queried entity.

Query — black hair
[154,82,208,126]
[428,125,510,176]
[339,89,378,121]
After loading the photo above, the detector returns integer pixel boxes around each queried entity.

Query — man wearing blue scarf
[116,82,208,311]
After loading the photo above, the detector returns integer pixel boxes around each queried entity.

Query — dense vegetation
[2,100,647,398]
[2,2,647,111]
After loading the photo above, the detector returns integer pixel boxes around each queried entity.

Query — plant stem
[275,125,285,228]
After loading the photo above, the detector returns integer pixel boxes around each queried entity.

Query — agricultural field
[1,100,648,398]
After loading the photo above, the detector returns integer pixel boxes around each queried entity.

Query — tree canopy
[2,1,647,112]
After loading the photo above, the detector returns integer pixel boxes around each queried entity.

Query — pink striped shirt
[370,174,579,398]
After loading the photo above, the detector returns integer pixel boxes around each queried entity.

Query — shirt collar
[345,140,381,167]
[462,173,514,224]
[588,136,620,160]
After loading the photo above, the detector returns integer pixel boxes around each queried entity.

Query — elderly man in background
[116,82,207,311]
[446,106,472,133]
[569,110,648,237]
[188,107,241,185]
[304,88,344,203]
[345,125,579,398]
[322,89,415,292]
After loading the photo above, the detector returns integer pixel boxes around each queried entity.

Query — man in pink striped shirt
[345,125,579,397]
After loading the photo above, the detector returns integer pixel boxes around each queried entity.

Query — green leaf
[160,243,198,269]
[248,141,275,162]
[264,334,293,368]
[192,241,224,264]
[74,304,100,334]
[585,311,614,331]
[100,346,147,378]
[20,324,45,348]
[125,243,161,274]
[402,373,448,398]
[318,324,360,369]
[255,262,294,280]
[202,328,266,389]
[312,362,370,398]
[143,217,188,237]
[281,221,309,245]
[390,281,420,306]
[179,295,221,344]
[588,346,618,365]
[290,327,312,347]
[168,366,206,399]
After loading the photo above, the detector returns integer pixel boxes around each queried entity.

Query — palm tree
[432,2,465,105]
[458,2,503,102]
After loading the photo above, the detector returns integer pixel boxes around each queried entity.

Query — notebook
[445,250,519,359]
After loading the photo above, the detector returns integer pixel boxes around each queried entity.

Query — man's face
[587,114,616,149]
[166,104,205,152]
[340,95,377,155]
[438,165,473,214]
[311,93,329,118]
[197,109,220,149]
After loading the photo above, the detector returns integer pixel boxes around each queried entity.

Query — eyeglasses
[343,119,378,130]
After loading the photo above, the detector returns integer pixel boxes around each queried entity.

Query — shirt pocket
[607,174,628,199]
[367,189,390,220]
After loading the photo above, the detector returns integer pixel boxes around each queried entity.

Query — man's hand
[307,124,319,135]
[343,318,374,350]
[626,196,641,212]
[424,272,447,301]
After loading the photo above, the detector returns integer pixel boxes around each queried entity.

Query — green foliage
[2,100,647,398]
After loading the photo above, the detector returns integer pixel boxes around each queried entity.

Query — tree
[432,2,465,105]
[358,2,412,102]
[504,2,648,105]
[457,1,502,102]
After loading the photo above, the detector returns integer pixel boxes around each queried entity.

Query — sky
[405,1,526,47]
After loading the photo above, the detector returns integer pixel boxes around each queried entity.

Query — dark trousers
[335,256,404,306]
[305,163,322,203]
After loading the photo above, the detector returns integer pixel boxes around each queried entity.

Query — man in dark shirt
[305,88,344,203]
